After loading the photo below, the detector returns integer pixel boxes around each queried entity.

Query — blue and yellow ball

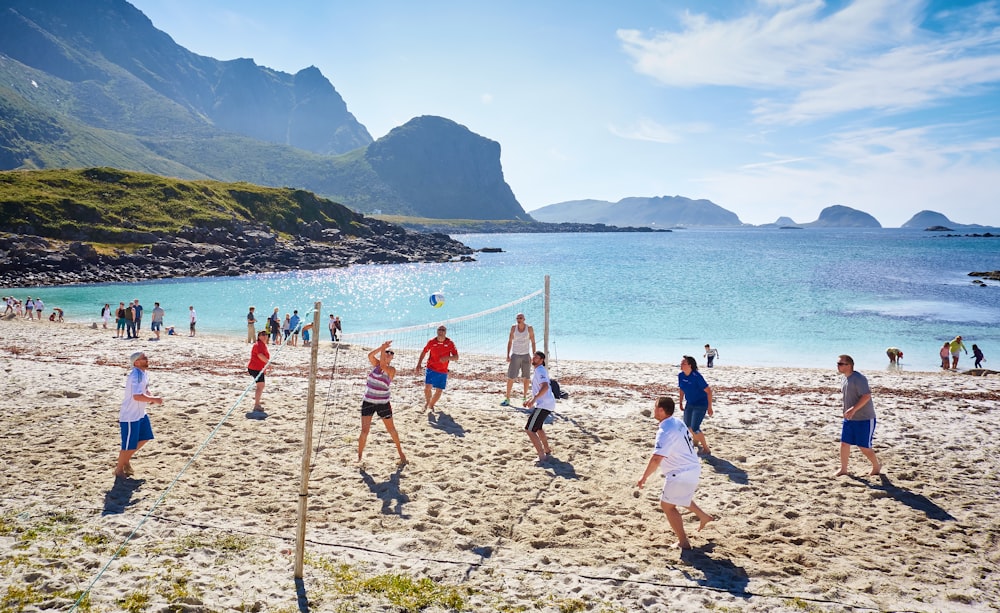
[429,293,445,308]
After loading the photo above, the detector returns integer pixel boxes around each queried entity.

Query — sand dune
[1,317,998,612]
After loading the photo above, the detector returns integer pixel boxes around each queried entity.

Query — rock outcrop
[0,223,473,288]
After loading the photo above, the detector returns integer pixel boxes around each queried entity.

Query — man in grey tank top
[502,313,536,407]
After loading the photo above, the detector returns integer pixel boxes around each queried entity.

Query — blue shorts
[151,321,162,332]
[841,418,876,448]
[683,405,708,434]
[424,369,448,390]
[120,415,154,451]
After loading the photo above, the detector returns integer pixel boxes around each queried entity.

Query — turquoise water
[8,229,1000,370]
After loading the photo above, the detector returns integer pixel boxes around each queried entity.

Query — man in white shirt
[115,352,163,479]
[637,396,714,550]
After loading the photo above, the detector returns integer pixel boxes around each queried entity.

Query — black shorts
[361,400,393,419]
[248,368,264,383]
[525,408,552,432]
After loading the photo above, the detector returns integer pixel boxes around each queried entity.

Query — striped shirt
[363,365,391,404]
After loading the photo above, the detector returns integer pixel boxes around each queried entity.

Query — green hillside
[0,167,366,243]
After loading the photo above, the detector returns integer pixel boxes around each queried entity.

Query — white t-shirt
[119,368,150,423]
[530,364,557,410]
[653,416,700,478]
[189,309,196,322]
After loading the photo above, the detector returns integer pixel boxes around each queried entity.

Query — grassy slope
[0,167,366,242]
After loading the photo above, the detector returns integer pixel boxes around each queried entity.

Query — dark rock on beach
[0,223,473,288]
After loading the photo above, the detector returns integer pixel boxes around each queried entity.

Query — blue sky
[128,0,1000,227]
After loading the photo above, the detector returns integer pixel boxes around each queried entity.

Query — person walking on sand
[502,313,536,407]
[115,351,163,479]
[246,306,257,343]
[358,341,406,466]
[636,396,715,550]
[247,330,270,411]
[288,310,301,347]
[972,344,986,369]
[524,351,556,465]
[416,325,459,412]
[101,303,111,329]
[188,306,197,337]
[950,335,968,370]
[833,355,882,477]
[150,302,165,340]
[115,302,127,338]
[678,356,714,455]
[703,344,719,368]
[939,341,951,370]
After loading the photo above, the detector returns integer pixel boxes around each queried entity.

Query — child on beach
[973,344,985,369]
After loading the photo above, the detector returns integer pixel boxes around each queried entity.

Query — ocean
[7,228,1000,370]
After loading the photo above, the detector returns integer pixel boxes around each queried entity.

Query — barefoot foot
[697,514,716,532]
[832,469,849,477]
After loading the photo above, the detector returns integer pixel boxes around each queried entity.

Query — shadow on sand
[853,474,955,521]
[679,543,751,599]
[102,476,145,516]
[428,410,465,437]
[360,465,410,517]
[702,454,748,484]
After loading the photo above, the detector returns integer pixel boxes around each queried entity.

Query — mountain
[804,205,881,228]
[900,210,986,230]
[757,216,801,228]
[530,195,743,227]
[0,0,526,220]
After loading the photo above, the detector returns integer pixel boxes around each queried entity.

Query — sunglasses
[836,362,849,366]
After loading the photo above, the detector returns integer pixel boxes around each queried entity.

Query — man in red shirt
[416,325,459,412]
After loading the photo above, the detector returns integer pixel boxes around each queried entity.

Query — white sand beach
[2,317,999,612]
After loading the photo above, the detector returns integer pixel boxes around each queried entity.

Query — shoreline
[2,318,999,611]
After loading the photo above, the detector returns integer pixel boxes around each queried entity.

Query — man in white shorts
[637,396,714,550]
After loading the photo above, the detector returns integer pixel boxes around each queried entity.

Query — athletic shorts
[361,400,393,419]
[190,321,196,332]
[507,354,531,380]
[525,407,552,432]
[151,321,162,332]
[660,471,700,506]
[424,369,448,390]
[841,418,876,448]
[120,415,154,451]
[683,405,708,434]
[117,318,126,330]
[248,368,265,383]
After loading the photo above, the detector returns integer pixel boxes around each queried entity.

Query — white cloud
[481,93,494,105]
[618,0,1000,124]
[608,117,711,144]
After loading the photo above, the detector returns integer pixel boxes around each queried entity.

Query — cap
[129,351,146,365]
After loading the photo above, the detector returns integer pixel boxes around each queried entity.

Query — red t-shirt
[422,337,458,373]
[248,340,270,371]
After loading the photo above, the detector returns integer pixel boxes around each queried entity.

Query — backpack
[550,379,568,400]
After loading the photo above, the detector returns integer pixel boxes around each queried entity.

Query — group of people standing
[938,335,986,370]
[245,306,340,347]
[3,295,61,321]
[101,301,195,338]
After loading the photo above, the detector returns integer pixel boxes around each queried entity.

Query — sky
[126,0,1000,227]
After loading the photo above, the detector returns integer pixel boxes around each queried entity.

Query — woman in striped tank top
[358,340,407,466]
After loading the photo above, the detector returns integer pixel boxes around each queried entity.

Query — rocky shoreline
[0,221,473,288]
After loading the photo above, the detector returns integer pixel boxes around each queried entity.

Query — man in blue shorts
[416,325,458,412]
[115,351,164,479]
[834,354,882,477]
[150,302,165,340]
[637,396,714,550]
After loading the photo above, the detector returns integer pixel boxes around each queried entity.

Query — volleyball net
[318,282,548,415]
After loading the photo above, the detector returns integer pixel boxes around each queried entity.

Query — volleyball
[429,293,445,308]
